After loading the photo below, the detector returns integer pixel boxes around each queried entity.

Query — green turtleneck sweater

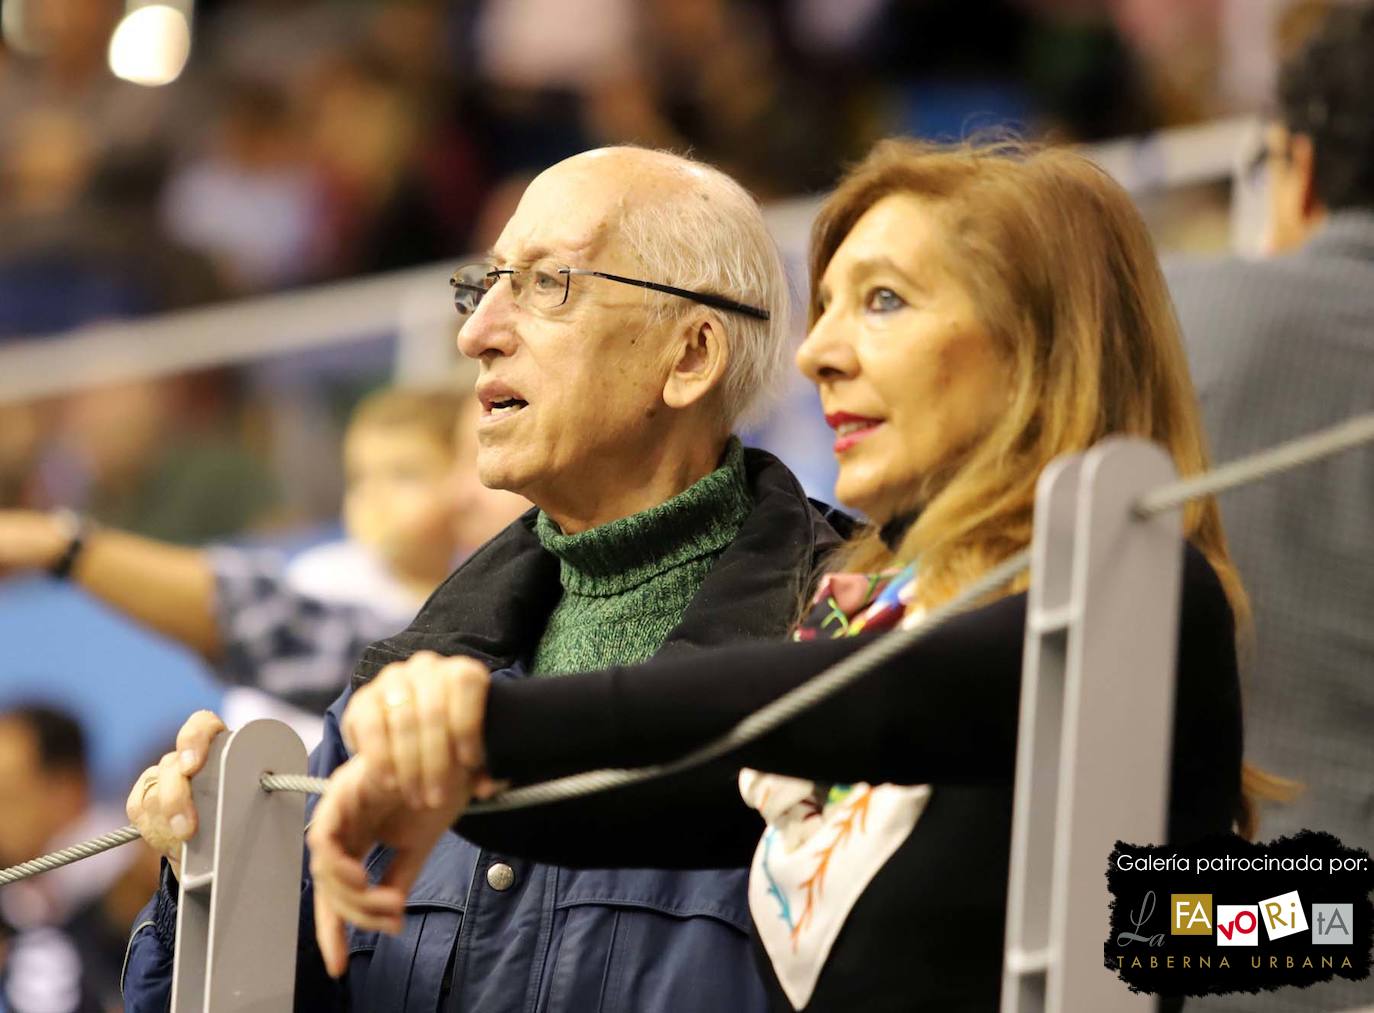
[531,438,752,676]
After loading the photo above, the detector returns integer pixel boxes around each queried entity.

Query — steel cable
[2,413,1369,884]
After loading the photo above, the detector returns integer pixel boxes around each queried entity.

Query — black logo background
[1105,831,1374,998]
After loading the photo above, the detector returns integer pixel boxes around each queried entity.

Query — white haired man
[123,147,849,1012]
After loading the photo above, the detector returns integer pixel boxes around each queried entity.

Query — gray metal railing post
[171,719,308,1012]
[1002,438,1186,1012]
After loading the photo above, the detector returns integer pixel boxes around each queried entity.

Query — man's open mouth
[477,380,530,418]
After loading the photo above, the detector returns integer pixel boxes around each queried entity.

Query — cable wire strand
[0,826,143,887]
[1135,413,1374,517]
[470,413,1372,813]
[261,773,330,795]
[2,412,1371,884]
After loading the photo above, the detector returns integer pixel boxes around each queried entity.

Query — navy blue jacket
[123,449,850,1012]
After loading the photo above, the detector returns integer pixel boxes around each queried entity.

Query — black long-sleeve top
[457,545,1243,1011]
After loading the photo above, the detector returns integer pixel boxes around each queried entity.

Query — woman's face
[797,193,1010,521]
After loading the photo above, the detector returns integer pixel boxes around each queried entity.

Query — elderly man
[122,147,847,1011]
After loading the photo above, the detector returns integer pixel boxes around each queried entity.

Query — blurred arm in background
[0,510,221,656]
[0,511,405,715]
[0,388,530,714]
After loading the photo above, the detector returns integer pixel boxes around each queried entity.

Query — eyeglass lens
[451,262,569,315]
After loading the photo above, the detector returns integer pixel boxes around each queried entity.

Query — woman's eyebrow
[848,255,924,290]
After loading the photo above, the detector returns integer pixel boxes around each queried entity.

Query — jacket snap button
[487,862,515,891]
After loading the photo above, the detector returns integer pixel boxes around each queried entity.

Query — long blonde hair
[809,138,1287,834]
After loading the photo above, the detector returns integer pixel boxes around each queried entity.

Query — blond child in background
[0,385,530,746]
[288,387,471,622]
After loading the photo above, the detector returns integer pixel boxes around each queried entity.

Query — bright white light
[108,4,191,87]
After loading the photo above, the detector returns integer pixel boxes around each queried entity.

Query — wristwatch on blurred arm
[48,509,90,580]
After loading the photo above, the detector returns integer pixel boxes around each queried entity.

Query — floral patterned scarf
[740,562,933,1010]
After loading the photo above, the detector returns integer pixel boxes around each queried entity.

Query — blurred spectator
[1022,4,1158,139]
[2,108,97,218]
[467,0,844,194]
[1109,0,1224,124]
[859,0,1162,143]
[0,209,216,340]
[0,0,219,338]
[0,706,88,873]
[0,386,528,715]
[0,0,1264,331]
[0,0,170,184]
[370,1,453,94]
[193,0,361,96]
[38,375,280,545]
[0,404,43,509]
[306,49,471,276]
[286,386,472,618]
[0,102,218,341]
[160,80,327,293]
[1166,9,1374,1008]
[602,0,845,196]
[0,704,160,1012]
[475,0,635,92]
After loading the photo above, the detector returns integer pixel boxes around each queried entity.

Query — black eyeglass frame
[1242,140,1290,181]
[450,264,771,321]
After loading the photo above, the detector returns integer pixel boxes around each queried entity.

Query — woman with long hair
[312,138,1257,1011]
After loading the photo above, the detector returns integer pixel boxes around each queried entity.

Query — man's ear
[1291,133,1324,221]
[662,315,729,411]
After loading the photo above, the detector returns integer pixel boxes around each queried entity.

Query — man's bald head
[497,148,701,259]
[553,145,712,192]
[460,146,788,528]
[497,147,789,426]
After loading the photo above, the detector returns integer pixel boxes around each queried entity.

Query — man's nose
[456,285,519,360]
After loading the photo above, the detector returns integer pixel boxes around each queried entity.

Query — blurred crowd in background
[0,0,1334,541]
[0,0,1327,322]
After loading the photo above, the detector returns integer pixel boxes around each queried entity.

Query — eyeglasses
[1240,122,1296,184]
[1242,142,1287,182]
[449,260,770,321]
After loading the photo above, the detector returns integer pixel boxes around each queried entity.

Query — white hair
[615,150,792,430]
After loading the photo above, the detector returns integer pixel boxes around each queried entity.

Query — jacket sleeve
[120,880,175,1012]
[121,689,358,1011]
[461,545,1241,864]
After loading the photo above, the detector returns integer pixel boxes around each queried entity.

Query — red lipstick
[825,412,884,454]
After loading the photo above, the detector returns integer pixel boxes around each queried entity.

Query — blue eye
[865,287,905,313]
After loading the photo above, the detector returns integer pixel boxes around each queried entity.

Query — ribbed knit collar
[535,438,752,597]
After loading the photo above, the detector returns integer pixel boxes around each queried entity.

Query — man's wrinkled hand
[341,651,492,809]
[307,754,472,978]
[125,710,227,879]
